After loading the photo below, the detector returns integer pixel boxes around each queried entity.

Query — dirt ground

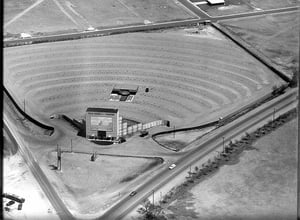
[197,0,299,17]
[44,152,161,215]
[165,118,298,220]
[3,132,59,220]
[154,126,215,151]
[220,12,299,78]
[4,0,196,37]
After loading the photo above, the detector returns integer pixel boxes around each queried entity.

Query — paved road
[212,6,300,21]
[3,116,74,220]
[3,4,298,47]
[177,0,210,18]
[100,89,298,220]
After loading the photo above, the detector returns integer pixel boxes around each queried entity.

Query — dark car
[6,200,15,206]
[139,130,149,137]
[18,203,23,210]
[118,137,126,143]
[129,191,137,196]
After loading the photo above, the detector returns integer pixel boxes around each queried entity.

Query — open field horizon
[4,0,196,38]
[220,11,299,78]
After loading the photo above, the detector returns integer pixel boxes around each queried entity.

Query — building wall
[86,110,119,139]
[119,120,169,136]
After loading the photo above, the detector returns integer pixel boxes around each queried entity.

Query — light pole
[70,139,73,153]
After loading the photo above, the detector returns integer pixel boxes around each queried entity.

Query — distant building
[206,0,225,5]
[86,108,120,142]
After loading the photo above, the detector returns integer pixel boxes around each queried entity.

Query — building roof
[206,0,225,4]
[86,107,118,113]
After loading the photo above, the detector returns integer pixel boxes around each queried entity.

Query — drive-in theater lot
[3,25,284,217]
[3,0,298,219]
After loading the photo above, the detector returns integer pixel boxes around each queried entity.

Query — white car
[169,164,176,170]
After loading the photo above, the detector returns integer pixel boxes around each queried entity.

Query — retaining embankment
[3,86,54,135]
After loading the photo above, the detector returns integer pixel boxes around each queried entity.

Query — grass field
[165,118,297,220]
[4,0,196,37]
[197,0,299,17]
[220,12,299,77]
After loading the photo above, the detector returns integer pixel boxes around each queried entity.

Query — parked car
[118,137,126,143]
[139,130,149,137]
[6,200,15,206]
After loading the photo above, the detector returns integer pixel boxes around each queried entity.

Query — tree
[289,71,298,88]
[139,199,166,220]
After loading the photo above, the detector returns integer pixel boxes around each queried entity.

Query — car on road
[129,191,137,196]
[169,164,176,170]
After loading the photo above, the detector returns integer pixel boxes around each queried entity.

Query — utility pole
[57,145,61,171]
[273,108,276,122]
[23,99,26,120]
[216,151,220,159]
[173,126,175,138]
[222,137,225,153]
[152,190,155,206]
[70,139,73,153]
[57,145,59,169]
